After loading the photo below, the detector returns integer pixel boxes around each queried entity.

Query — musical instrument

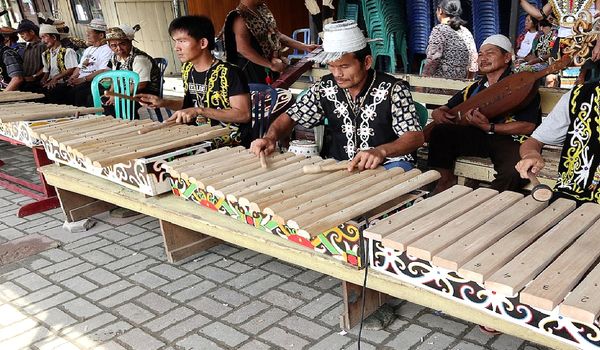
[365,186,600,349]
[0,91,44,103]
[423,56,573,141]
[104,90,140,102]
[163,146,440,267]
[527,171,553,202]
[0,102,102,123]
[303,162,350,174]
[30,117,229,196]
[272,48,323,89]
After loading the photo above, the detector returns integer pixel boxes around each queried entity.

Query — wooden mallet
[137,120,176,135]
[104,90,140,102]
[259,150,268,169]
[303,162,351,174]
[528,171,553,202]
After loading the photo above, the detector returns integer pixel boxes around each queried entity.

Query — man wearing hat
[66,18,112,106]
[1,27,24,57]
[427,34,542,193]
[16,19,45,92]
[0,29,24,91]
[38,24,78,103]
[250,20,423,171]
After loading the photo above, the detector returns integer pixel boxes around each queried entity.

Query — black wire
[357,218,370,350]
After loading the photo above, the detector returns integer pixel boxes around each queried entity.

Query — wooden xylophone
[164,146,440,266]
[365,186,600,350]
[30,117,229,196]
[0,91,45,103]
[0,102,102,123]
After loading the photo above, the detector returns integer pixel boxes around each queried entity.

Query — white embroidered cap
[311,20,377,64]
[481,34,513,54]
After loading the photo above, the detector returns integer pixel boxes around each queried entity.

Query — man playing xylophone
[250,20,424,171]
[138,16,252,147]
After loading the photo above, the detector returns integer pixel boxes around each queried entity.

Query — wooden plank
[520,219,600,311]
[364,185,472,241]
[55,187,108,222]
[560,259,600,324]
[408,191,523,262]
[485,203,600,296]
[433,195,547,272]
[340,281,390,329]
[458,199,576,284]
[382,188,498,252]
[159,220,222,263]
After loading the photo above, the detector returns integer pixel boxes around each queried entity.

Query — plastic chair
[91,70,140,120]
[249,83,278,139]
[154,57,168,98]
[414,101,429,128]
[288,28,311,60]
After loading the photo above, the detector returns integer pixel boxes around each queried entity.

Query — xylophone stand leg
[55,188,116,231]
[339,281,392,330]
[159,220,222,263]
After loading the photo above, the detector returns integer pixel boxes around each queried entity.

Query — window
[69,0,102,24]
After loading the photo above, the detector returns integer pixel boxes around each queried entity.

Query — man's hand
[592,40,600,61]
[270,58,286,73]
[431,106,456,124]
[464,108,490,131]
[44,77,59,89]
[250,137,277,157]
[167,107,203,124]
[515,153,545,179]
[137,93,163,109]
[68,76,85,86]
[348,148,386,171]
[305,44,320,52]
[104,95,115,106]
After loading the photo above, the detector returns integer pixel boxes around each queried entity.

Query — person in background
[0,32,23,91]
[66,18,112,107]
[1,27,25,57]
[422,0,477,80]
[38,24,78,104]
[222,0,318,84]
[16,19,45,92]
[514,19,558,87]
[515,15,539,62]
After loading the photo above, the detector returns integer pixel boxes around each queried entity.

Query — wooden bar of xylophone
[0,102,102,123]
[365,186,600,326]
[0,91,45,103]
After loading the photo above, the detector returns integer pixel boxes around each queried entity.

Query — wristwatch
[487,123,495,135]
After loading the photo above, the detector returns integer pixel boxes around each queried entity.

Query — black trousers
[69,81,94,107]
[427,124,528,191]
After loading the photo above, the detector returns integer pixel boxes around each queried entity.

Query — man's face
[171,30,205,63]
[18,30,35,42]
[327,53,371,90]
[477,44,511,75]
[40,33,56,47]
[86,29,103,45]
[108,39,132,58]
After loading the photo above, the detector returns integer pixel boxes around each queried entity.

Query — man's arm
[278,33,318,53]
[5,75,23,91]
[349,131,424,170]
[250,113,296,156]
[168,94,251,124]
[137,93,184,111]
[520,0,550,19]
[232,17,285,73]
[516,137,546,179]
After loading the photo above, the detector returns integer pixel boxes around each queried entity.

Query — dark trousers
[69,81,94,107]
[427,124,527,191]
[42,83,71,105]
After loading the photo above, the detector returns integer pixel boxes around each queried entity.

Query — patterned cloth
[0,45,23,89]
[423,24,477,79]
[22,40,45,76]
[287,69,420,163]
[235,3,281,58]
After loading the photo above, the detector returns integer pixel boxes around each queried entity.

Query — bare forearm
[279,33,306,51]
[5,76,23,91]
[494,121,536,135]
[55,68,75,81]
[520,137,544,158]
[375,131,424,158]
[199,107,250,124]
[264,113,295,141]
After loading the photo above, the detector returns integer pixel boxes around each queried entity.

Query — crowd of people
[1,0,600,209]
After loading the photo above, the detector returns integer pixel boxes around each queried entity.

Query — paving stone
[82,268,121,286]
[0,318,39,341]
[241,274,286,296]
[148,263,187,280]
[0,281,29,302]
[135,292,177,314]
[80,250,117,265]
[98,229,130,242]
[209,244,240,256]
[490,334,525,350]
[0,325,52,349]
[95,340,128,350]
[141,246,166,259]
[176,334,225,350]
[278,281,321,300]
[71,239,113,255]
[416,332,456,350]
[449,341,487,350]
[144,306,194,332]
[77,321,133,344]
[99,286,145,308]
[296,292,341,318]
[171,280,216,302]
[0,266,29,280]
[160,314,210,342]
[238,339,272,350]
[261,260,302,277]
[61,276,98,295]
[417,313,469,336]
[62,298,103,318]
[116,257,159,276]
[116,223,148,235]
[245,253,274,266]
[311,333,353,350]
[48,262,95,282]
[35,336,79,350]
[35,307,77,331]
[24,291,76,314]
[259,326,310,349]
[28,257,53,269]
[188,296,233,317]
[180,253,222,271]
[118,328,164,350]
[99,244,136,258]
[0,304,26,326]
[209,286,250,307]
[345,341,378,350]
[313,275,340,290]
[387,318,409,331]
[114,302,156,324]
[463,325,495,345]
[159,275,202,295]
[196,265,235,282]
[279,315,330,339]
[10,285,61,307]
[294,269,323,284]
[0,227,26,240]
[132,237,164,250]
[223,300,269,324]
[384,324,432,350]
[229,248,260,262]
[240,307,288,334]
[38,257,85,275]
[87,280,133,301]
[102,253,146,271]
[259,289,305,311]
[119,231,157,247]
[129,271,168,288]
[320,304,344,327]
[396,302,427,319]
[61,313,117,339]
[201,321,249,347]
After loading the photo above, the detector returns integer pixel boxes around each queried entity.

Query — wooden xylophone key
[560,259,600,324]
[457,199,575,284]
[408,191,525,262]
[165,147,247,177]
[485,203,600,296]
[431,195,547,271]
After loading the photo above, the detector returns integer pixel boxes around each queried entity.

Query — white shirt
[42,47,78,79]
[78,44,113,77]
[531,90,571,145]
[517,31,537,58]
[114,54,152,82]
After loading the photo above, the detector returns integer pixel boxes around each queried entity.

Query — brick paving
[0,142,550,350]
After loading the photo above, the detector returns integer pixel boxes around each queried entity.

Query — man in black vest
[250,20,423,171]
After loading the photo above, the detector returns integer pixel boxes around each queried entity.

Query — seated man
[250,20,423,171]
[16,19,45,92]
[38,24,78,104]
[137,16,252,147]
[103,24,161,118]
[516,81,600,205]
[0,35,23,91]
[427,34,541,192]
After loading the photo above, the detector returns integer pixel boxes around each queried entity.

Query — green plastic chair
[414,101,429,128]
[91,70,140,120]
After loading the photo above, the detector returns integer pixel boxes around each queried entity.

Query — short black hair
[352,45,372,64]
[48,33,61,41]
[169,15,215,51]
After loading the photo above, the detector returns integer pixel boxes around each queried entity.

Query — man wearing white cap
[66,18,112,106]
[250,20,423,171]
[427,34,541,193]
[38,24,77,103]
